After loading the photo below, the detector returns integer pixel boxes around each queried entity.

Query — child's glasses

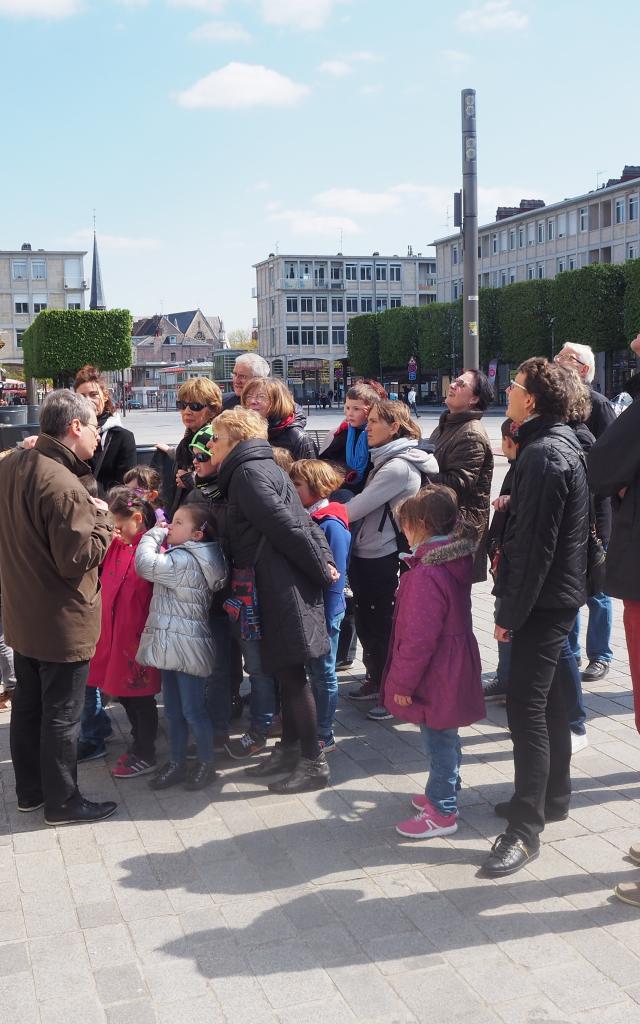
[192,451,211,463]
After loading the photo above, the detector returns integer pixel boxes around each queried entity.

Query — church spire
[89,221,106,310]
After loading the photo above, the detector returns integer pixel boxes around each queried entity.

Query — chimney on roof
[621,165,640,182]
[496,207,519,221]
[21,243,32,250]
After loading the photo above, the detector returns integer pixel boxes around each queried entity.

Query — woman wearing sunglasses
[156,378,223,518]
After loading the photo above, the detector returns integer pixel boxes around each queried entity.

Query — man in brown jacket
[429,369,494,582]
[0,389,116,825]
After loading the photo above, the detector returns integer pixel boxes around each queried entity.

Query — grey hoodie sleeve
[347,460,415,523]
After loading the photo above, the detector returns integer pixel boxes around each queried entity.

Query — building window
[389,264,401,282]
[375,264,387,280]
[331,297,343,313]
[12,260,27,280]
[568,255,577,270]
[14,297,28,314]
[629,244,637,260]
[557,258,566,274]
[615,198,626,224]
[527,264,535,280]
[331,265,342,281]
[453,282,459,300]
[285,261,296,279]
[316,327,328,345]
[376,298,388,312]
[509,229,516,250]
[557,212,566,238]
[527,223,535,246]
[170,352,177,362]
[547,219,555,241]
[16,329,25,348]
[508,267,516,284]
[31,260,46,280]
[332,327,345,346]
[537,263,545,280]
[286,327,299,346]
[168,335,177,344]
[286,297,298,313]
[360,297,373,313]
[390,297,401,308]
[537,222,544,243]
[500,230,507,252]
[316,297,327,313]
[360,265,372,281]
[500,271,507,288]
[452,246,458,266]
[67,301,81,310]
[629,195,639,221]
[33,295,48,313]
[301,327,314,346]
[345,263,357,280]
[568,210,577,234]
[579,207,588,231]
[491,233,498,254]
[300,296,313,313]
[301,262,311,279]
[346,296,358,312]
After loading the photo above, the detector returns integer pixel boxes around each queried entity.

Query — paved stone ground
[2,413,640,1023]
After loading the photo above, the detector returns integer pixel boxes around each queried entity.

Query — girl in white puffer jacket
[136,502,227,791]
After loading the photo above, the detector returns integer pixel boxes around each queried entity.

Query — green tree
[377,306,419,368]
[479,287,502,366]
[499,280,554,362]
[22,309,132,388]
[553,263,625,351]
[347,314,380,377]
[417,301,460,373]
[623,258,640,340]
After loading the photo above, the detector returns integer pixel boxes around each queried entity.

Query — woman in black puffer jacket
[211,407,336,794]
[74,365,136,493]
[241,377,317,460]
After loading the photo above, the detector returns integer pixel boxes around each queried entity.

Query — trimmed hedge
[623,258,640,339]
[346,313,380,377]
[553,263,625,352]
[22,309,132,386]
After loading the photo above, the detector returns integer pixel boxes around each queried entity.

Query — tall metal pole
[461,89,479,369]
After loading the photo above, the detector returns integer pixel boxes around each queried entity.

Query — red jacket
[88,532,160,698]
[381,529,484,730]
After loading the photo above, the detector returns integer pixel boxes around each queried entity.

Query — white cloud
[68,230,161,251]
[268,208,361,237]
[177,62,309,109]
[391,181,547,227]
[318,59,352,77]
[314,188,400,216]
[0,0,81,16]
[349,50,381,63]
[457,1,528,33]
[260,0,336,31]
[168,0,226,12]
[190,20,251,42]
[250,180,270,192]
[440,48,471,72]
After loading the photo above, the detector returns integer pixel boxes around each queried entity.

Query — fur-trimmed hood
[406,524,478,573]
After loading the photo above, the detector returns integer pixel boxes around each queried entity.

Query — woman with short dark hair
[74,365,136,492]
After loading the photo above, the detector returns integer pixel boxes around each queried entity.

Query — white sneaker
[571,731,589,755]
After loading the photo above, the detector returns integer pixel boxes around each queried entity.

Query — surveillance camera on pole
[461,88,479,369]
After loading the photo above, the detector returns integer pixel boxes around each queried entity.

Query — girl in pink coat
[381,485,484,839]
[88,489,161,778]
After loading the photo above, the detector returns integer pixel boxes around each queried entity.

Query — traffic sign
[408,372,417,381]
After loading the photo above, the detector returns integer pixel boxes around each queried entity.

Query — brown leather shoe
[614,881,640,908]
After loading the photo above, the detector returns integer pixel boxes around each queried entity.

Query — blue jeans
[557,637,587,735]
[161,670,213,763]
[206,615,232,737]
[307,613,343,739]
[420,725,461,816]
[235,631,276,735]
[569,594,613,664]
[80,686,113,748]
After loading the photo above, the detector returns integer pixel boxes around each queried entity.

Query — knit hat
[190,424,213,456]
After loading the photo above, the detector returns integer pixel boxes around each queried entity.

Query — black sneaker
[245,741,300,778]
[148,761,187,790]
[581,660,610,682]
[482,676,508,703]
[18,797,45,813]
[225,730,267,760]
[77,741,107,763]
[45,796,117,826]
[184,761,219,791]
[494,800,568,823]
[481,833,539,877]
[268,753,330,794]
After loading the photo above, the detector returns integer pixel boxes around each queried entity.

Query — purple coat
[381,529,485,730]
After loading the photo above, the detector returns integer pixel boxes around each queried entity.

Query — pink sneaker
[411,794,459,815]
[396,802,458,839]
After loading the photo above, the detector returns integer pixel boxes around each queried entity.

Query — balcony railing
[277,277,344,290]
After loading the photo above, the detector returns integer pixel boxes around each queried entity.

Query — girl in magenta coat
[381,486,484,840]
[88,489,161,778]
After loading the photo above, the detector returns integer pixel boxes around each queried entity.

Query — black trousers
[337,594,358,664]
[119,695,158,763]
[10,653,89,810]
[506,607,578,847]
[349,553,399,689]
[277,664,319,760]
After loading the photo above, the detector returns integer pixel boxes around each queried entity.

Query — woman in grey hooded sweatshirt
[345,400,438,709]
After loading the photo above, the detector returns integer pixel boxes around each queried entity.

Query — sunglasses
[177,401,207,412]
[191,451,212,463]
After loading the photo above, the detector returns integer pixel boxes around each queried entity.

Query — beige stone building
[433,165,640,303]
[253,250,436,393]
[0,243,87,368]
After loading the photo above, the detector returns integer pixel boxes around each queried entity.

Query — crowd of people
[0,340,640,903]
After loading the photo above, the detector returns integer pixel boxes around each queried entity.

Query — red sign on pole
[407,357,417,372]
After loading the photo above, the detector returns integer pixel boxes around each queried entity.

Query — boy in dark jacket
[290,460,351,752]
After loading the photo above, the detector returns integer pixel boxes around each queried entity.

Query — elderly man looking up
[555,341,616,685]
[0,390,116,826]
[223,353,271,410]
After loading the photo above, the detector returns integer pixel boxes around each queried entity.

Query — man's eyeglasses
[507,378,528,393]
[191,451,211,463]
[232,371,251,381]
[84,421,100,436]
[555,352,586,368]
[177,401,207,412]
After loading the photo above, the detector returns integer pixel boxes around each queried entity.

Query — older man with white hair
[223,353,271,410]
[555,341,616,686]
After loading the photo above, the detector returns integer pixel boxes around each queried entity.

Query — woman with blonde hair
[242,377,317,460]
[208,407,337,792]
[155,377,223,517]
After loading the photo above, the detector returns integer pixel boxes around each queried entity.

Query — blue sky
[2,0,638,332]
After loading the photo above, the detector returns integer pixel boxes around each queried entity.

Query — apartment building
[253,250,436,390]
[434,165,640,303]
[129,309,225,406]
[0,243,87,368]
